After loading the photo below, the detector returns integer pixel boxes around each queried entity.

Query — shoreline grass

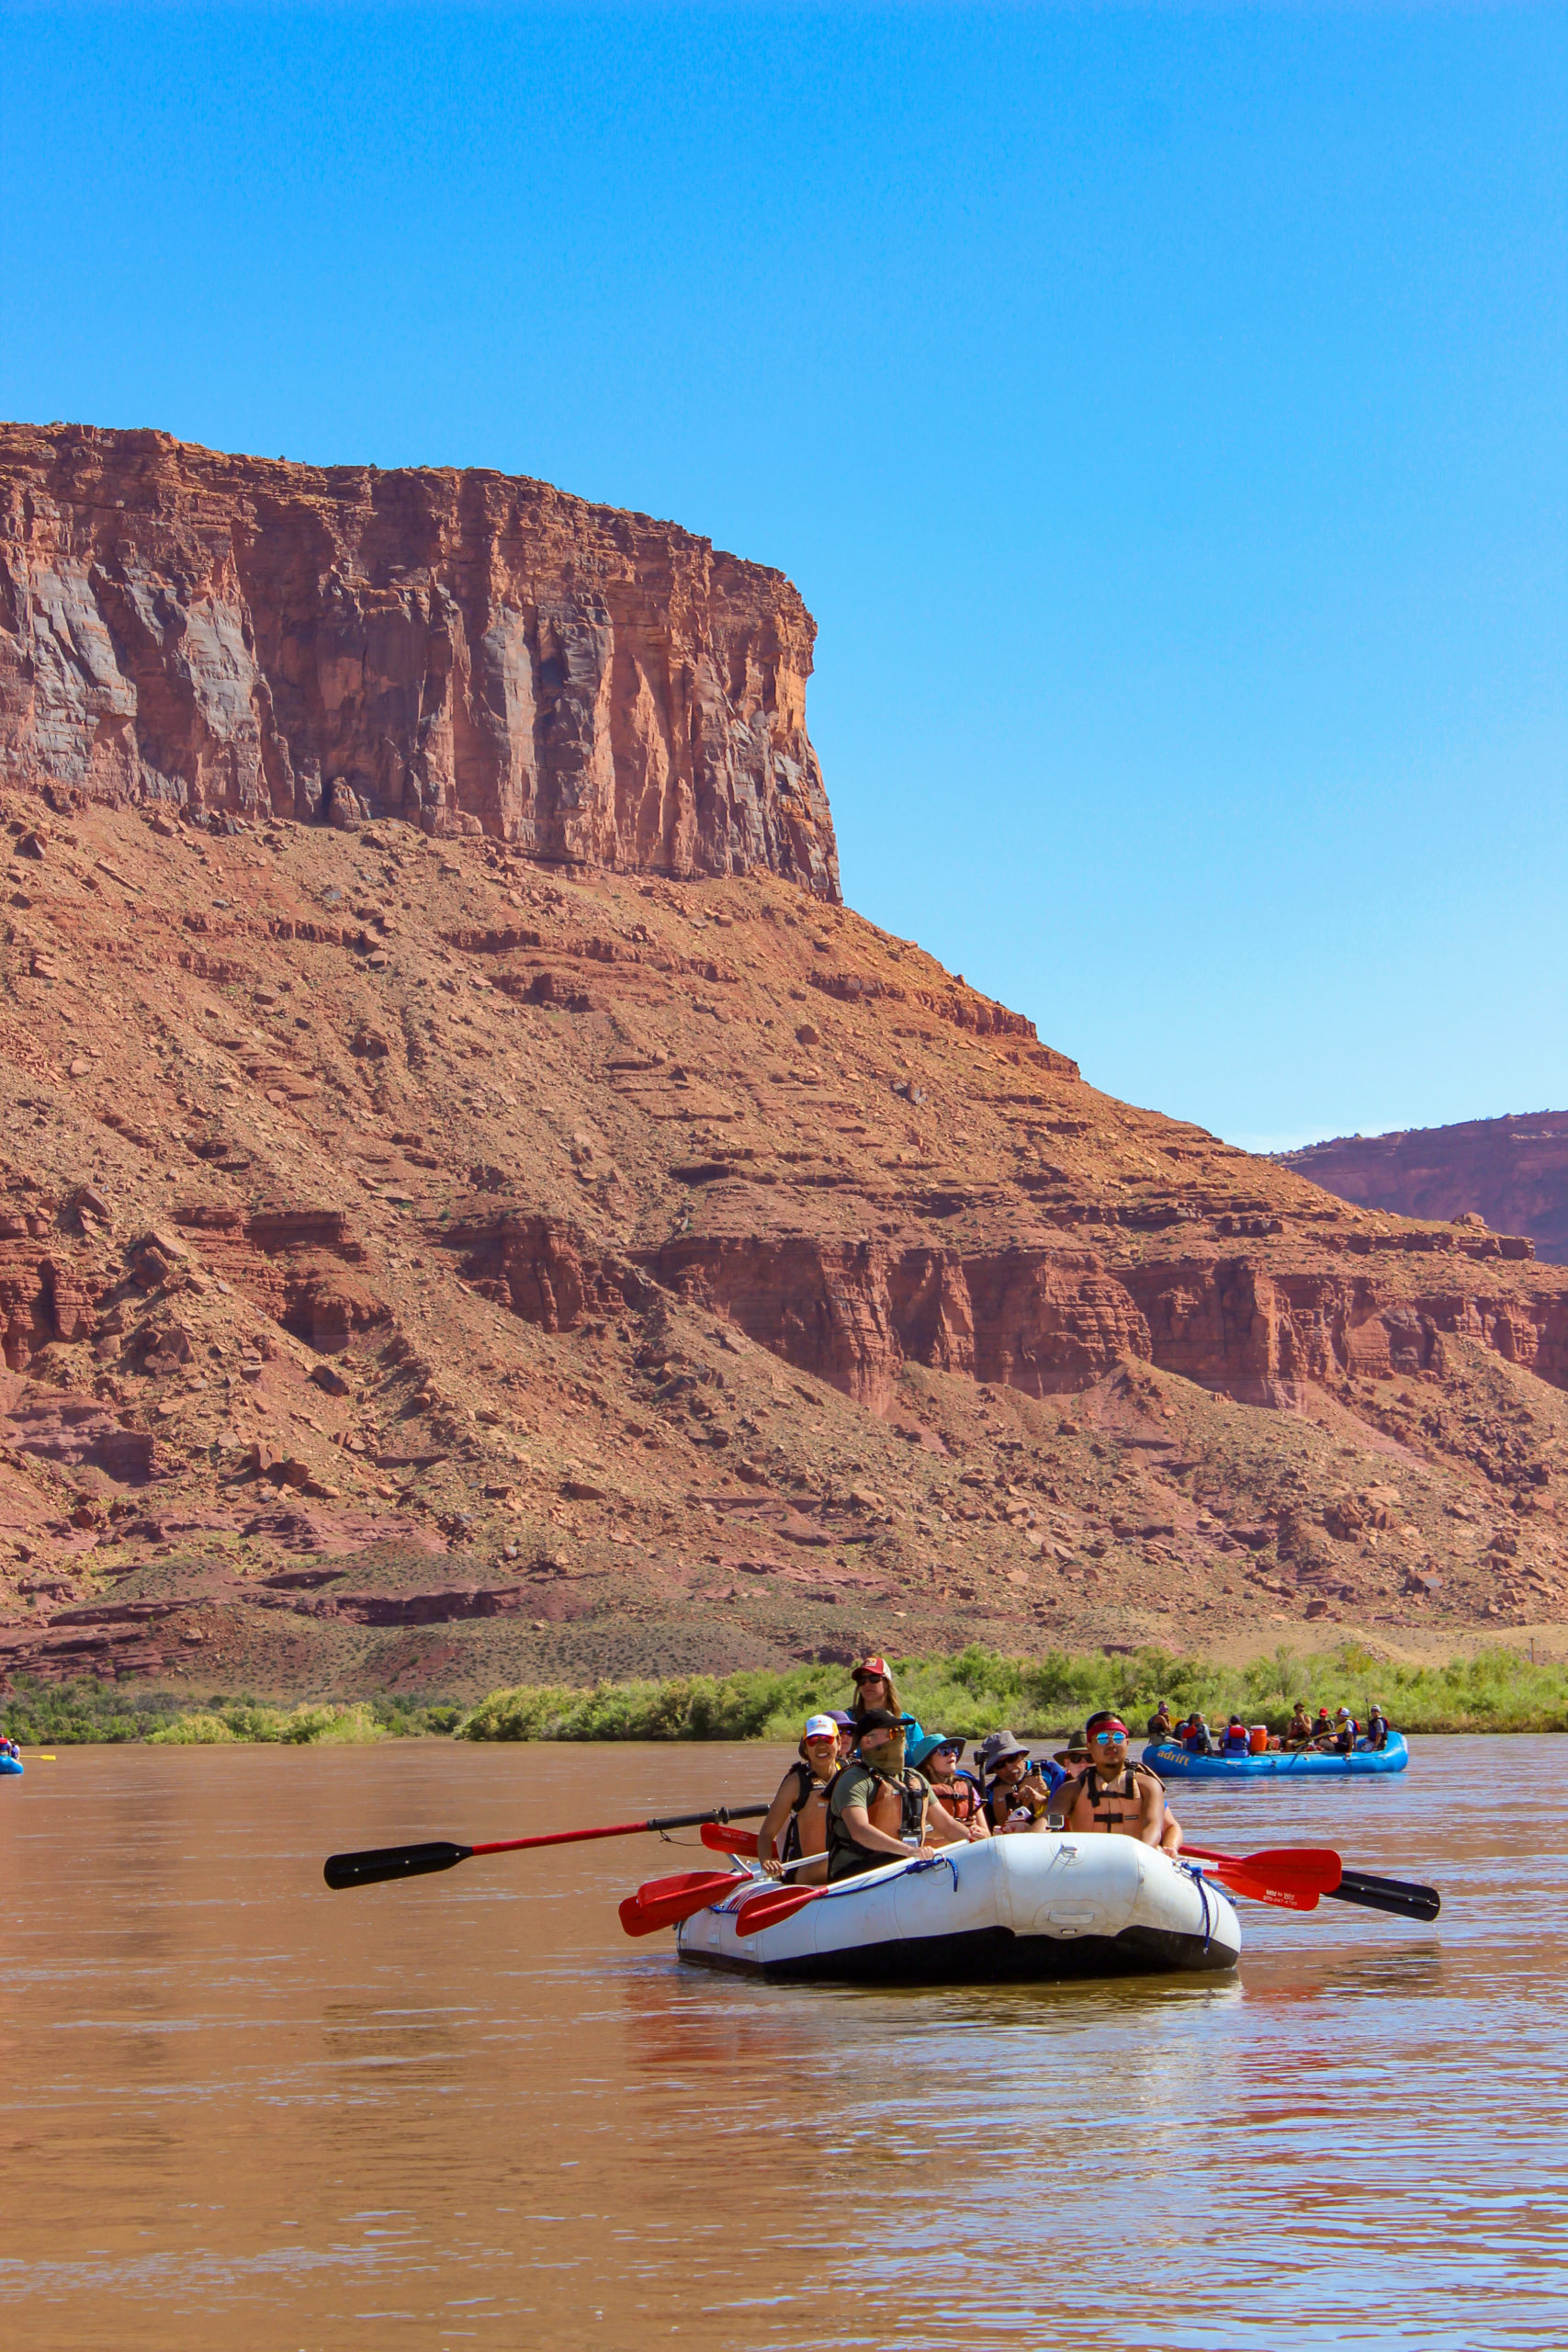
[0,1684,461,1747]
[6,1642,1567,1746]
[457,1642,1568,1743]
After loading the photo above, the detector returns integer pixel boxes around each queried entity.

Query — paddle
[702,1823,761,1858]
[1329,1866,1440,1924]
[1209,1866,1322,1913]
[1183,1843,1342,1894]
[619,1871,748,1937]
[1183,1843,1439,1923]
[323,1804,770,1892]
[733,1849,936,1939]
[734,1883,820,1937]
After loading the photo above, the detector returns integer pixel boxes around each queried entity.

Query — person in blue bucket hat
[908,1731,987,1832]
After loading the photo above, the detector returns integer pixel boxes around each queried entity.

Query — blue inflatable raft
[1144,1731,1408,1781]
[0,1755,22,1777]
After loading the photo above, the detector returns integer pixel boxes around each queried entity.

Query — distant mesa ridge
[0,421,840,899]
[1280,1113,1568,1267]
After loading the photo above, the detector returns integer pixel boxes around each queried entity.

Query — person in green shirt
[825,1710,977,1883]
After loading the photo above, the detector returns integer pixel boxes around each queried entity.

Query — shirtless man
[1048,1713,1182,1853]
[825,1709,981,1882]
[1283,1700,1314,1750]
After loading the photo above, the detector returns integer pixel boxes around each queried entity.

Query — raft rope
[1179,1859,1237,1954]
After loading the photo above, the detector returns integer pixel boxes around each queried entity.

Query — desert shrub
[147,1712,238,1746]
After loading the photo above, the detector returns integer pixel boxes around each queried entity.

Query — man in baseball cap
[825,1708,978,1881]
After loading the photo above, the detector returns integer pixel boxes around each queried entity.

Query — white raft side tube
[921,1825,1241,1956]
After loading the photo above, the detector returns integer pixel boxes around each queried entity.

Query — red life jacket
[928,1770,983,1825]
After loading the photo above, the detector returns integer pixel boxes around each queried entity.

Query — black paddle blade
[1326,1869,1440,1924]
[323,1839,474,1892]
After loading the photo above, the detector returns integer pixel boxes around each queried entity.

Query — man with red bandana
[1049,1712,1180,1852]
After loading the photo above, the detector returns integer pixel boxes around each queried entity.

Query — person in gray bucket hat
[975,1730,1055,1832]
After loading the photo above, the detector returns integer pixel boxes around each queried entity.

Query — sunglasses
[1091,1730,1127,1746]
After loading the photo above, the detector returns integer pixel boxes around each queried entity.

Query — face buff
[867,1736,907,1778]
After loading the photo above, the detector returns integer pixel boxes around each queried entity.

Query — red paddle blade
[701,1823,761,1857]
[619,1871,741,1937]
[633,1868,736,1908]
[734,1886,818,1939]
[1214,1866,1320,1913]
[1238,1847,1342,1893]
[1185,1844,1341,1895]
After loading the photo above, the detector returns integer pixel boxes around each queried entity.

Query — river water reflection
[1,1736,1564,2350]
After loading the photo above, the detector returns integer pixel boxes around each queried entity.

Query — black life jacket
[984,1771,1032,1829]
[780,1760,832,1865]
[826,1763,930,1882]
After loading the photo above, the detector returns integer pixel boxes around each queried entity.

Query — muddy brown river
[1,1736,1563,2349]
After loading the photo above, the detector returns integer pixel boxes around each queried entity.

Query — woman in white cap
[757,1714,841,1884]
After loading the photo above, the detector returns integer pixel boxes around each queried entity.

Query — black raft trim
[677,1921,1235,1986]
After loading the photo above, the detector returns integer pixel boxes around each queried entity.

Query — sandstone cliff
[0,426,1564,1704]
[1282,1116,1568,1267]
[0,424,839,897]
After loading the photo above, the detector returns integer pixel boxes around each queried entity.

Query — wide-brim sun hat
[977,1730,1030,1768]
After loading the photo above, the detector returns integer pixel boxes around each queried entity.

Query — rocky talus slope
[0,436,1563,1702]
[1282,1116,1568,1268]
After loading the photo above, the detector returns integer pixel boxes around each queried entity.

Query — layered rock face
[0,423,839,897]
[1,790,1565,1695]
[1282,1116,1568,1266]
[1,429,1565,1702]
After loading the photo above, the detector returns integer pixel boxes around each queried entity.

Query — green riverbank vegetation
[7,1643,1567,1747]
[0,1683,462,1747]
[457,1642,1568,1742]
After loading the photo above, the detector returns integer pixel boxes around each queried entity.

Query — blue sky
[3,3,1562,1148]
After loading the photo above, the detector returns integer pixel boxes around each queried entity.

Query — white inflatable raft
[677,1835,1241,1985]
